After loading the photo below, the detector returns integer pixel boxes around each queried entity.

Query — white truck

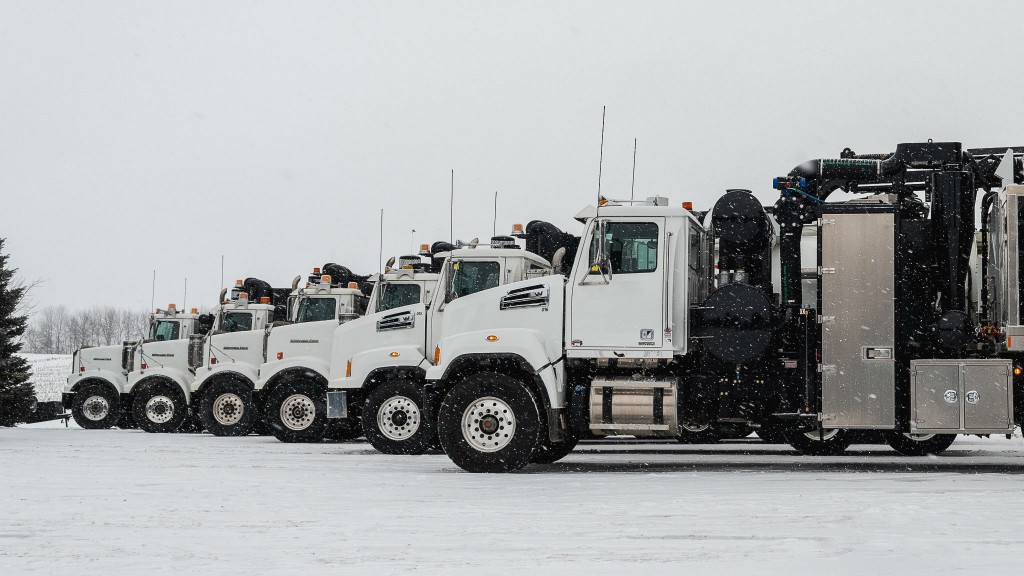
[64,305,212,430]
[328,235,559,454]
[425,197,713,472]
[187,277,293,436]
[254,264,376,442]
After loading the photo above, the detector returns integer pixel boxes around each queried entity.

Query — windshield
[378,283,421,312]
[450,261,501,299]
[149,320,180,341]
[221,311,254,333]
[296,297,337,322]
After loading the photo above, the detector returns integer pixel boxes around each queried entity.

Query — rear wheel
[132,379,188,433]
[438,372,542,473]
[71,382,120,429]
[785,427,852,456]
[884,432,956,456]
[265,380,328,443]
[199,380,256,436]
[677,421,722,444]
[363,380,435,454]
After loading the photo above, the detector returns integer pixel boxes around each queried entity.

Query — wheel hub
[804,428,840,442]
[461,396,516,453]
[212,393,245,426]
[145,395,175,424]
[280,394,315,431]
[377,395,421,441]
[82,396,110,421]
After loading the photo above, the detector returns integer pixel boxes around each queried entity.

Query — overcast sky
[2,0,1023,312]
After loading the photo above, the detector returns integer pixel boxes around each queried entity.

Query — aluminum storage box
[910,359,1013,434]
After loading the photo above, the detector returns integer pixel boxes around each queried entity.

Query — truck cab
[63,304,204,430]
[255,268,372,441]
[187,278,289,436]
[425,198,712,472]
[125,305,210,432]
[328,237,554,454]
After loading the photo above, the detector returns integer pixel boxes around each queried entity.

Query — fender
[191,364,260,395]
[330,344,428,390]
[127,368,193,402]
[427,328,565,408]
[66,370,127,395]
[258,357,330,391]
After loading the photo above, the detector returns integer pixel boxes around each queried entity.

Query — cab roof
[574,203,701,223]
[436,247,551,268]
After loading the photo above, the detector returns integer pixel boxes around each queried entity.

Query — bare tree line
[23,305,151,354]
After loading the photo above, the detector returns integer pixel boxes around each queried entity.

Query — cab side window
[589,222,659,274]
[450,261,501,299]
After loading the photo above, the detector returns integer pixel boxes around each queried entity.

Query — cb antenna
[378,208,384,274]
[596,106,606,214]
[450,169,454,243]
[630,138,637,201]
[150,270,156,311]
[493,190,498,237]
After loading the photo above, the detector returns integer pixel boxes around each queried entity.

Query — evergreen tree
[0,238,34,426]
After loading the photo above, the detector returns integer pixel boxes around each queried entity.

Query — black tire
[198,379,257,437]
[884,431,957,456]
[324,417,363,441]
[71,382,121,429]
[178,408,204,433]
[437,372,542,473]
[363,380,435,454]
[531,431,578,464]
[131,378,188,433]
[264,380,328,443]
[677,423,722,444]
[785,427,852,456]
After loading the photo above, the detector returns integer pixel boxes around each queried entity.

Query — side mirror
[587,219,613,283]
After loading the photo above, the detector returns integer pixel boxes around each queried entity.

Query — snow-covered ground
[3,422,1024,575]
[19,353,72,401]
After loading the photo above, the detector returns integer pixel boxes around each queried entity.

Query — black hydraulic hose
[979,189,998,324]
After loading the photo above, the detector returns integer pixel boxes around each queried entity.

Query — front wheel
[363,381,434,455]
[71,382,121,429]
[785,427,852,456]
[199,380,256,437]
[265,380,328,443]
[884,432,956,456]
[132,379,188,433]
[438,372,542,473]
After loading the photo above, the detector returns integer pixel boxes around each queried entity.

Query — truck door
[429,258,503,352]
[568,218,667,355]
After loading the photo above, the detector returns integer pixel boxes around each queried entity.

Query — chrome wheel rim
[902,433,936,441]
[145,395,175,424]
[280,394,315,431]
[377,395,421,441]
[212,393,245,426]
[462,396,516,453]
[804,428,840,441]
[82,395,110,421]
